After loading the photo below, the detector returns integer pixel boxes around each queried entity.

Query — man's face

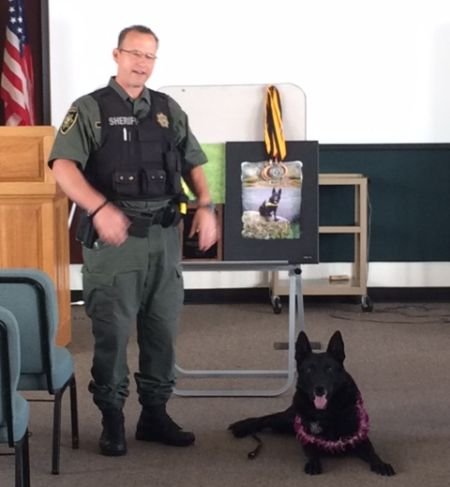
[113,31,158,93]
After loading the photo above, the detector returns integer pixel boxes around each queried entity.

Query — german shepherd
[228,331,395,476]
[259,188,282,221]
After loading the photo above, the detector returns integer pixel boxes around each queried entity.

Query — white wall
[48,0,450,143]
[48,0,450,288]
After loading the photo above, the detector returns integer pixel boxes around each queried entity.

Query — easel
[159,84,313,397]
[175,262,305,397]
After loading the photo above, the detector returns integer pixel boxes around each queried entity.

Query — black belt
[127,209,166,237]
[126,205,180,237]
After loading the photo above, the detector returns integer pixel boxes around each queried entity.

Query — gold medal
[261,160,288,182]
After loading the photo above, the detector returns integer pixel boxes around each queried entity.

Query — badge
[60,106,78,134]
[156,112,169,128]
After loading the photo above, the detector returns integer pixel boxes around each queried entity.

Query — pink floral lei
[294,394,370,453]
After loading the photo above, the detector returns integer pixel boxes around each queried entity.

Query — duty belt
[125,205,179,237]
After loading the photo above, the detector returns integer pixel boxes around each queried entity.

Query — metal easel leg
[173,265,304,397]
[293,266,320,351]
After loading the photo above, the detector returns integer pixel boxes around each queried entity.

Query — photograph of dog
[239,160,302,239]
[228,330,395,476]
[259,188,282,221]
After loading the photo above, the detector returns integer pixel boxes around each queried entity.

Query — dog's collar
[294,394,370,453]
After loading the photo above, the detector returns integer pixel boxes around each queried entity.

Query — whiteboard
[159,83,306,143]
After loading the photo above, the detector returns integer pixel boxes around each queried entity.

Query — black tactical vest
[85,86,182,201]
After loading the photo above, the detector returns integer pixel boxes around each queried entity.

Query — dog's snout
[314,386,326,397]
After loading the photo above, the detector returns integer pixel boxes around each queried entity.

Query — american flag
[1,0,35,125]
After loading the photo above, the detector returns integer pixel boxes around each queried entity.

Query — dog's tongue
[314,395,327,410]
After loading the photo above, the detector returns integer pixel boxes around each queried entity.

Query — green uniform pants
[82,224,184,411]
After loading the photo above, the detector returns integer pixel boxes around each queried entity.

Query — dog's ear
[295,331,312,366]
[326,331,345,363]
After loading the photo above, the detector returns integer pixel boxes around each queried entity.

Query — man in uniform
[48,25,217,456]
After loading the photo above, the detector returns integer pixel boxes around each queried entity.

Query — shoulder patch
[60,106,78,134]
[156,112,169,128]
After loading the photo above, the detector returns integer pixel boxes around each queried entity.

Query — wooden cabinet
[0,126,71,345]
[181,204,224,261]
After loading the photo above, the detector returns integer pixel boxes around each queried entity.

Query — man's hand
[188,207,218,251]
[92,203,130,247]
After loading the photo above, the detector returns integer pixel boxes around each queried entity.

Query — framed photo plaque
[224,141,319,264]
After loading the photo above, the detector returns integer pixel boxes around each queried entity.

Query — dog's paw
[304,459,323,475]
[228,418,261,438]
[371,461,396,476]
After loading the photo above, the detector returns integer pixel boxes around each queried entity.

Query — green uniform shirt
[49,77,207,172]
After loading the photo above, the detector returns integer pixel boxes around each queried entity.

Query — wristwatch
[196,202,216,212]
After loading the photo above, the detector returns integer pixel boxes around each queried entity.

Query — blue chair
[0,269,79,475]
[0,306,31,487]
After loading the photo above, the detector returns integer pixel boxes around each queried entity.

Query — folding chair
[0,269,79,475]
[0,306,31,487]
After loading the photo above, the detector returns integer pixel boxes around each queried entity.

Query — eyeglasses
[119,48,157,62]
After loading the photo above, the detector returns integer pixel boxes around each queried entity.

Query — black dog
[228,331,395,476]
[259,188,282,221]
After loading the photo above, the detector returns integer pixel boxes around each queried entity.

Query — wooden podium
[0,126,71,345]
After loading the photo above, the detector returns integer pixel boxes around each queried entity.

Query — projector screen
[48,0,450,144]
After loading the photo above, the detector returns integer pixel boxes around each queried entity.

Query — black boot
[135,405,195,447]
[99,408,127,456]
